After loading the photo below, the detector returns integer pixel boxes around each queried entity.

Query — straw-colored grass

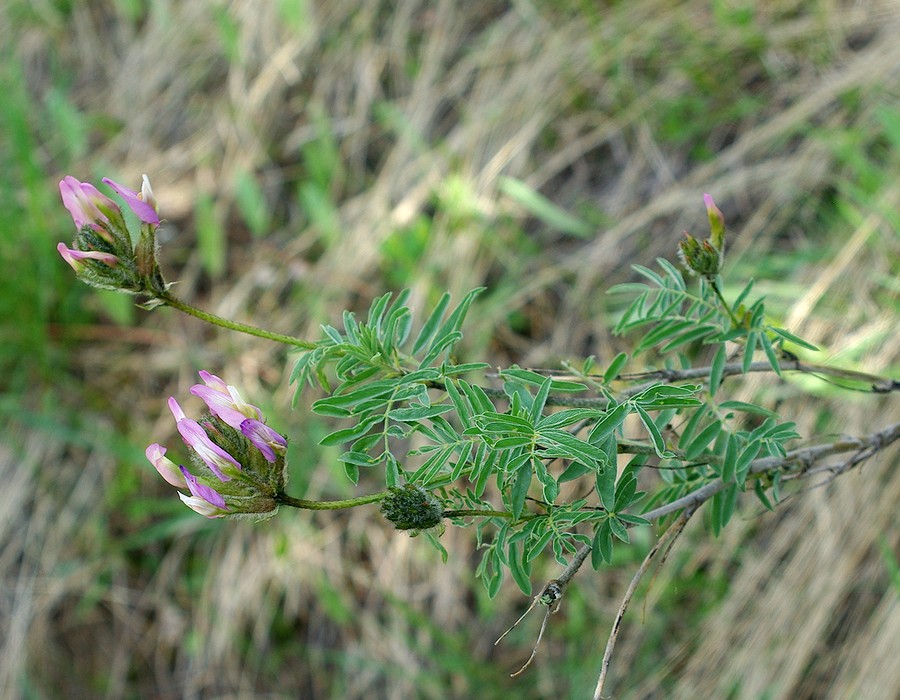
[1,0,898,697]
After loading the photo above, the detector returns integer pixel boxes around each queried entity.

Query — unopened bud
[703,193,725,254]
[380,484,444,534]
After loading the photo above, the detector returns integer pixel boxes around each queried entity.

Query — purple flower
[148,373,287,519]
[168,396,240,480]
[103,175,160,226]
[241,419,288,463]
[59,176,121,242]
[178,466,229,517]
[190,371,262,431]
[56,243,119,271]
[146,443,188,488]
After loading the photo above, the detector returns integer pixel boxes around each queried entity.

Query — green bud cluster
[380,484,444,534]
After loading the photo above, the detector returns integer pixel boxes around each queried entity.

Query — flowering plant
[57,175,899,693]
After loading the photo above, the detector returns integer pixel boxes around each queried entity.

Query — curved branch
[543,420,900,633]
[618,359,900,398]
[592,507,695,700]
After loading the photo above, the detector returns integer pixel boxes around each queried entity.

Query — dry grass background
[1,0,899,698]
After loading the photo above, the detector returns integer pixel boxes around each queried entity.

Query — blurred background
[1,1,898,698]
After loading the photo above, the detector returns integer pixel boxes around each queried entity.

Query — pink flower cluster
[146,371,287,518]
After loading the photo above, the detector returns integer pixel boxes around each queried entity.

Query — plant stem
[275,491,389,510]
[444,508,542,525]
[710,279,741,327]
[158,291,316,349]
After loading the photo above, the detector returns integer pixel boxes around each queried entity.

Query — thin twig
[641,421,899,523]
[495,580,563,676]
[593,508,695,700]
[511,420,900,679]
[514,360,899,399]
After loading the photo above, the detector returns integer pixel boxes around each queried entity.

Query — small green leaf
[493,436,534,450]
[760,333,782,376]
[319,416,383,446]
[733,277,755,309]
[525,528,554,562]
[709,343,727,396]
[387,404,454,421]
[443,378,472,429]
[384,453,401,488]
[537,408,603,431]
[678,404,709,449]
[608,517,630,543]
[459,380,494,414]
[410,445,456,484]
[343,462,360,485]
[656,257,687,291]
[366,291,393,332]
[529,376,553,423]
[660,324,720,351]
[614,291,649,333]
[588,402,630,444]
[441,362,491,376]
[538,428,610,466]
[596,459,616,512]
[434,287,484,343]
[710,490,723,536]
[341,310,360,344]
[508,540,533,595]
[721,432,738,483]
[636,320,699,353]
[735,441,762,485]
[718,401,779,418]
[559,461,593,483]
[603,352,629,383]
[412,292,451,354]
[477,412,535,434]
[313,379,398,412]
[472,445,496,498]
[534,460,559,503]
[685,420,722,460]
[632,264,666,287]
[617,512,650,526]
[614,471,638,512]
[419,331,464,368]
[607,283,649,295]
[634,404,669,457]
[754,479,774,511]
[510,460,533,521]
[592,520,613,568]
[487,561,503,598]
[770,326,819,351]
[338,451,382,467]
[742,331,758,374]
[720,483,739,530]
[500,367,587,392]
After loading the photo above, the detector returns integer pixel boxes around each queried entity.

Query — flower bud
[380,484,445,534]
[678,234,719,278]
[677,195,728,280]
[703,193,725,253]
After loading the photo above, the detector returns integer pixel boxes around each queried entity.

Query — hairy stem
[158,291,316,349]
[275,491,389,510]
[710,279,741,327]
